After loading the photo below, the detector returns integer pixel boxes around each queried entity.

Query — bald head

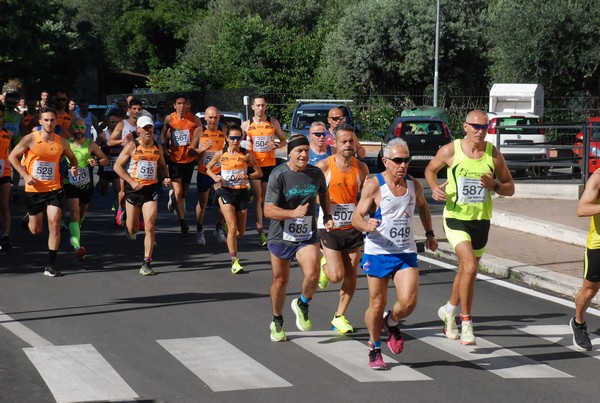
[204,106,221,130]
[465,109,487,122]
[327,107,346,129]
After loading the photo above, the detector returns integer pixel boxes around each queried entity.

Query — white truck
[486,83,547,172]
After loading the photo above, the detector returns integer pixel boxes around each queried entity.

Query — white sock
[387,313,398,327]
[445,302,458,316]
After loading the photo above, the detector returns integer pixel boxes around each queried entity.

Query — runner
[425,109,514,346]
[308,121,334,165]
[95,111,124,216]
[571,169,600,351]
[352,138,438,369]
[8,107,79,276]
[316,124,369,333]
[0,105,14,250]
[113,116,171,276]
[264,134,334,342]
[192,106,226,245]
[160,95,203,234]
[205,125,262,273]
[241,96,287,247]
[63,118,108,260]
[326,107,365,158]
[108,98,143,226]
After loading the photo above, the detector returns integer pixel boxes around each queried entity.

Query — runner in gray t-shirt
[264,135,334,342]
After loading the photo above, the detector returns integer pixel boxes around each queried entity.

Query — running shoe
[75,246,86,261]
[460,317,476,346]
[437,305,459,340]
[180,221,189,234]
[139,261,155,276]
[196,230,206,245]
[270,320,287,342]
[368,342,387,370]
[231,258,244,274]
[382,310,404,354]
[167,189,176,213]
[291,298,312,331]
[259,232,267,247]
[115,209,125,227]
[43,265,62,277]
[318,256,329,290]
[213,228,227,243]
[0,235,12,251]
[331,314,354,334]
[570,317,592,351]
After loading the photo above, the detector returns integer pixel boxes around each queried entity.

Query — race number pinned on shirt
[252,135,272,153]
[457,177,487,204]
[331,203,355,227]
[136,160,157,181]
[68,168,91,187]
[383,218,411,248]
[32,161,56,181]
[173,129,190,146]
[283,217,313,242]
[203,151,220,169]
[221,168,244,188]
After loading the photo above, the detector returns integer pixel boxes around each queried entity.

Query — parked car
[284,99,357,137]
[195,111,244,128]
[485,112,548,165]
[573,117,600,174]
[377,116,453,172]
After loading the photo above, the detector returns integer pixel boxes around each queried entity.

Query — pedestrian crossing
[21,326,599,401]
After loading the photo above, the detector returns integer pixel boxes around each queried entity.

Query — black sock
[197,224,203,232]
[48,249,58,266]
[574,319,586,327]
[273,314,283,323]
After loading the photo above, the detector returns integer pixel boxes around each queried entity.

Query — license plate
[411,155,433,160]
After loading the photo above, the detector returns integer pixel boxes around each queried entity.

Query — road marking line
[287,331,431,382]
[404,327,572,378]
[23,344,138,403]
[418,255,600,318]
[517,325,600,357]
[158,336,292,391]
[0,311,53,347]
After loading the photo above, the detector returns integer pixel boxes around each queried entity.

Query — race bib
[68,167,91,186]
[283,216,313,242]
[252,135,272,153]
[203,151,220,169]
[173,129,190,146]
[136,160,157,181]
[457,177,487,204]
[331,203,355,228]
[384,218,411,248]
[221,168,244,188]
[32,160,56,181]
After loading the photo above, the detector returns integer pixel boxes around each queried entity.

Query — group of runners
[1,91,598,368]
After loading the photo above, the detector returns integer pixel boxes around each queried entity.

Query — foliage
[487,0,600,97]
[357,98,399,141]
[0,0,83,93]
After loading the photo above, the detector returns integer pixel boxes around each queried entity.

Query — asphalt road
[1,178,598,402]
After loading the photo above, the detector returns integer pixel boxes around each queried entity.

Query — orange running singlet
[127,140,161,186]
[220,151,248,189]
[325,156,361,230]
[198,128,226,174]
[167,112,196,164]
[23,132,63,192]
[247,118,276,167]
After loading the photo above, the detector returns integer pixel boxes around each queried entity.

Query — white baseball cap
[137,116,154,128]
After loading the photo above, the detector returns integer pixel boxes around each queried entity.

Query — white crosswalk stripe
[288,331,431,382]
[517,324,600,357]
[158,336,292,391]
[404,327,572,378]
[23,344,138,403]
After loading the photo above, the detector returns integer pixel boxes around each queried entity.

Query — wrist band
[425,230,435,237]
[494,182,500,192]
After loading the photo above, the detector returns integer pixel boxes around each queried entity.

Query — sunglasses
[229,136,242,141]
[311,132,326,137]
[385,156,412,164]
[71,125,86,130]
[466,122,489,131]
[328,116,345,122]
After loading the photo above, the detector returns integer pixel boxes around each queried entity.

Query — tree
[487,0,600,97]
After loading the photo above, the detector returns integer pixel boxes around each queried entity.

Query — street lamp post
[433,0,440,107]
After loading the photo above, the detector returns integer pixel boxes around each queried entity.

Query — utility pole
[433,0,440,107]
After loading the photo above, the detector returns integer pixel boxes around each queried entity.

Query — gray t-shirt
[265,163,327,245]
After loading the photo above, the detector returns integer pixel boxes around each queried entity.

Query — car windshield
[497,118,540,134]
[292,109,329,130]
[591,122,600,140]
[398,121,444,136]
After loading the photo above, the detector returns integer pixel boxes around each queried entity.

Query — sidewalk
[416,196,598,306]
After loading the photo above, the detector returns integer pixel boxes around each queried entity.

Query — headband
[287,136,310,154]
